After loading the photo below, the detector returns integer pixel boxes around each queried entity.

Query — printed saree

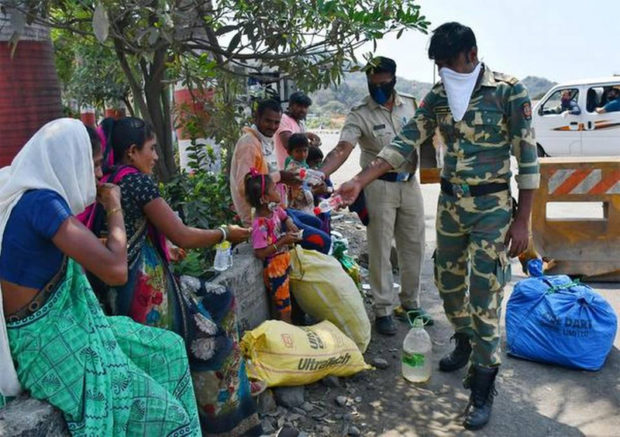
[6,258,201,436]
[105,217,262,437]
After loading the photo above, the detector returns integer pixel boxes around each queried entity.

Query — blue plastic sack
[506,275,617,371]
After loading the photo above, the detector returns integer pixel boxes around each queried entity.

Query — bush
[160,141,239,275]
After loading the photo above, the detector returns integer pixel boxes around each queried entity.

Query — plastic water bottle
[298,168,324,186]
[402,314,432,383]
[313,194,343,215]
[213,240,232,271]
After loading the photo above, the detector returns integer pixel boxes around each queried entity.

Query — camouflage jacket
[377,64,540,190]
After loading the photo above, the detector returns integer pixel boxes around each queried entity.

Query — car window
[540,88,579,116]
[588,84,620,113]
[586,87,605,112]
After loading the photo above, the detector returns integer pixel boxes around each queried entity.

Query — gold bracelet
[107,207,122,218]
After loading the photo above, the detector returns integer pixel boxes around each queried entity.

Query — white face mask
[438,63,482,122]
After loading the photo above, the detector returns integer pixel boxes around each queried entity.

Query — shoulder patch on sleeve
[521,102,532,120]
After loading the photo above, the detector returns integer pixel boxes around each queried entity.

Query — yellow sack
[241,320,371,387]
[289,245,371,352]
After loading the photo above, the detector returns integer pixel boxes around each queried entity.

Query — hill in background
[308,73,556,128]
[521,76,557,99]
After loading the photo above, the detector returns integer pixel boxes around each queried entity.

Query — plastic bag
[506,274,617,371]
[241,320,371,387]
[331,239,363,293]
[289,245,371,352]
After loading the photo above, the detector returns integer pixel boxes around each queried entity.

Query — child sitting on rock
[245,169,302,323]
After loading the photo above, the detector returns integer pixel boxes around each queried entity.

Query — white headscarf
[0,118,96,396]
[439,62,482,122]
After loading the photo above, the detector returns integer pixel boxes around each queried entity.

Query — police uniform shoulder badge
[350,102,366,112]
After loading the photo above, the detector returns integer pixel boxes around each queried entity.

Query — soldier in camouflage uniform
[337,22,539,430]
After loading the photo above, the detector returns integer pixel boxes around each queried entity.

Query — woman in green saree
[0,118,201,436]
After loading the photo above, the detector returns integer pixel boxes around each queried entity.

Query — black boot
[463,366,498,430]
[375,315,397,336]
[439,332,471,372]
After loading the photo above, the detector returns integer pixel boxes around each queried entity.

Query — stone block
[0,396,69,437]
[211,242,269,331]
[274,386,305,408]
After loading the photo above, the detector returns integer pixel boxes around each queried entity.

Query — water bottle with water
[298,168,324,186]
[402,314,432,383]
[213,240,232,271]
[313,194,342,215]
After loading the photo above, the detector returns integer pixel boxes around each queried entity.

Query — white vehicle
[532,77,620,157]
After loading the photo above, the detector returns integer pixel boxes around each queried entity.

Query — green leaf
[227,32,242,53]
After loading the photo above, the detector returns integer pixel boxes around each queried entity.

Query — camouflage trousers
[434,190,512,367]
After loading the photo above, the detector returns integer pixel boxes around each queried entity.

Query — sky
[358,0,620,84]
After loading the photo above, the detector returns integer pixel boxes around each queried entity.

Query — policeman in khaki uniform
[321,57,431,336]
[337,23,539,430]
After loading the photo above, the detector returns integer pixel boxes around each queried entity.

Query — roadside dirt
[258,211,619,437]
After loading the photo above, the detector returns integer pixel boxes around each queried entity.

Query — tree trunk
[0,12,62,166]
[114,40,177,181]
[142,53,176,181]
[144,80,175,181]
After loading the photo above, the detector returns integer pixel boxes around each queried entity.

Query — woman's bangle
[217,226,227,243]
[272,243,278,253]
[107,207,122,218]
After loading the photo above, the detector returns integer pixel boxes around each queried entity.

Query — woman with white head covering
[0,118,200,436]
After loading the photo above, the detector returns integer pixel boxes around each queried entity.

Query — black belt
[440,178,509,198]
[378,172,412,182]
[6,257,68,323]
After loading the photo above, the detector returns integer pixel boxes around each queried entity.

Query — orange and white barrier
[547,167,620,196]
[532,157,620,281]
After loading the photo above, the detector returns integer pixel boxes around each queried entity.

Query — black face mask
[368,78,396,104]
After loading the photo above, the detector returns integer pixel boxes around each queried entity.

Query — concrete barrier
[532,156,620,280]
